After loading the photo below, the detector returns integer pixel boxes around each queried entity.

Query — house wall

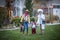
[50,0,60,19]
[0,0,6,7]
[13,0,25,16]
[44,0,60,20]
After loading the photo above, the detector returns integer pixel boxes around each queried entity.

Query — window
[53,5,60,8]
[17,7,20,16]
[13,7,16,16]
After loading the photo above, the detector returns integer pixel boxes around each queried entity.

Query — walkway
[0,27,19,31]
[0,23,60,31]
[46,23,60,25]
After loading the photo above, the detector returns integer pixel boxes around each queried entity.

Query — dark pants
[20,27,23,32]
[32,28,36,34]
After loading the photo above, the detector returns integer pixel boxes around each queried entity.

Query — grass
[0,25,60,40]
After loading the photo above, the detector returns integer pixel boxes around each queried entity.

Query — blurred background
[0,0,60,28]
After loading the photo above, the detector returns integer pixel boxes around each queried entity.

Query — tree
[25,0,33,17]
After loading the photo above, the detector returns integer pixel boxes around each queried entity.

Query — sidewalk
[46,23,60,25]
[0,27,19,31]
[0,23,60,31]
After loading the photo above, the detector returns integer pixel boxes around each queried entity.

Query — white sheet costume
[37,9,45,30]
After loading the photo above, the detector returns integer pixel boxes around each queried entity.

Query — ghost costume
[37,9,45,30]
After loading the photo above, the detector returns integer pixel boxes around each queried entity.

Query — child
[32,20,36,34]
[37,9,45,35]
[23,9,29,34]
[20,16,24,32]
[20,22,24,32]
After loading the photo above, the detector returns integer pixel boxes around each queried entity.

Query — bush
[11,17,21,27]
[53,15,59,20]
[45,15,51,23]
[30,17,35,22]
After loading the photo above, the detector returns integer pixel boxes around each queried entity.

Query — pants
[42,24,45,30]
[23,27,28,34]
[40,24,45,34]
[20,27,23,32]
[32,28,36,34]
[23,21,28,34]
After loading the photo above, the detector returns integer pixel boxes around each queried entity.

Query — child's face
[38,11,43,14]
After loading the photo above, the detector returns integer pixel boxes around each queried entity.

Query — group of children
[20,19,36,34]
[20,9,45,35]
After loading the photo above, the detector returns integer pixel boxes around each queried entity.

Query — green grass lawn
[0,25,60,40]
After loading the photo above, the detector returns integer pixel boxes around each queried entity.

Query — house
[33,0,60,22]
[13,0,25,17]
[0,0,60,23]
[0,0,14,24]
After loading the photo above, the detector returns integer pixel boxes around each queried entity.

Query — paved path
[0,27,19,31]
[0,23,60,31]
[46,23,60,25]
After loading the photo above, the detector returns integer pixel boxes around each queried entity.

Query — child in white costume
[37,9,45,34]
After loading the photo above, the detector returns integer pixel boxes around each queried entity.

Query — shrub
[45,15,51,23]
[30,17,35,22]
[53,15,59,20]
[11,17,21,27]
